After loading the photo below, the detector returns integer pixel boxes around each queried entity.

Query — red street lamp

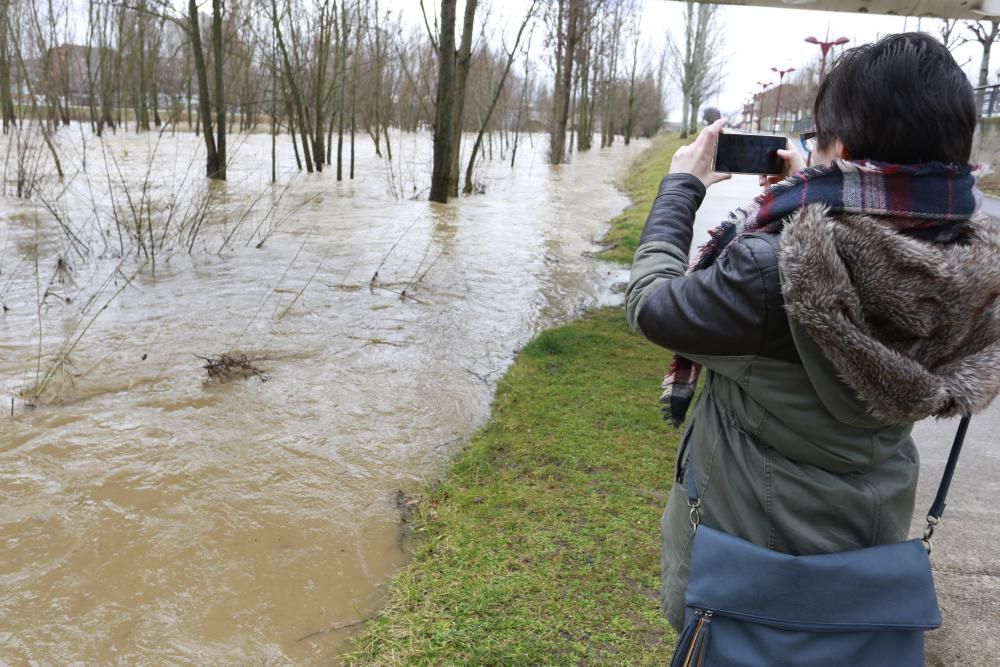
[754,81,771,132]
[805,35,850,81]
[771,67,796,134]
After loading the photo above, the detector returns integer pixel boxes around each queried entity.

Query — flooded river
[0,126,643,663]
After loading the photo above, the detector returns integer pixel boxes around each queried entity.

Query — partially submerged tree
[429,0,457,203]
[462,0,539,193]
[546,0,584,165]
[187,0,226,179]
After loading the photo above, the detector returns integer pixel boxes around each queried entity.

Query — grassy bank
[347,135,686,665]
[598,134,688,264]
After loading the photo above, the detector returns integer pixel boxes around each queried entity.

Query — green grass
[976,176,1000,199]
[345,136,686,666]
[598,134,688,264]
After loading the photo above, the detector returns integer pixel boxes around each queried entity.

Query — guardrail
[975,84,1000,117]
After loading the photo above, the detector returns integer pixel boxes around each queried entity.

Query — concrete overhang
[696,0,1000,19]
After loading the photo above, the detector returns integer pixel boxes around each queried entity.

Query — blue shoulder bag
[670,416,971,667]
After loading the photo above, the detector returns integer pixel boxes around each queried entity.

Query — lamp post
[771,67,795,134]
[805,35,850,81]
[755,81,771,132]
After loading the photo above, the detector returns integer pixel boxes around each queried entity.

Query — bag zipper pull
[682,609,713,667]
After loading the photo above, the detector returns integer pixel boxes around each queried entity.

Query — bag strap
[922,415,972,552]
[685,447,701,532]
[685,416,973,551]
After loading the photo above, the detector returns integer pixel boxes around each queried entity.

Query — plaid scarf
[660,159,979,426]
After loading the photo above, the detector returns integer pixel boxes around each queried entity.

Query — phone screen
[713,134,786,175]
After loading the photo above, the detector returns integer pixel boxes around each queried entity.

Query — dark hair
[814,32,976,164]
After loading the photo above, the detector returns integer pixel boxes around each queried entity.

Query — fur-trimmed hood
[779,203,1000,424]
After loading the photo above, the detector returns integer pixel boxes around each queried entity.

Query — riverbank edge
[344,134,688,665]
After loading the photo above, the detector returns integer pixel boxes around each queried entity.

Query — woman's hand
[758,142,808,187]
[669,118,731,189]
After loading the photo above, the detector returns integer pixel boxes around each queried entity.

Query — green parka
[626,174,1000,630]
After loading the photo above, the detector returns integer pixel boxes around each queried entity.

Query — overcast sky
[395,0,987,121]
[76,0,989,122]
[641,2,984,117]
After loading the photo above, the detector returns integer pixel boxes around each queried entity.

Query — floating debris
[197,353,269,383]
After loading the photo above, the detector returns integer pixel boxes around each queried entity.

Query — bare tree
[938,19,962,51]
[463,0,538,193]
[9,0,64,178]
[965,19,1000,87]
[313,0,335,172]
[444,0,476,196]
[429,0,457,203]
[669,0,723,138]
[623,15,641,146]
[548,0,584,164]
[187,0,225,179]
[336,2,350,179]
[0,0,15,132]
[599,2,623,148]
[269,0,314,172]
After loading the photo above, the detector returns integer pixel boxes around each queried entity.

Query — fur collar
[779,203,1000,424]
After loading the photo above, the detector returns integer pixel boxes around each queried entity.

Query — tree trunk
[372,0,384,158]
[85,5,98,134]
[137,2,149,131]
[312,1,332,173]
[979,23,998,87]
[551,0,565,161]
[448,0,477,196]
[0,0,17,132]
[551,0,582,165]
[270,0,313,172]
[149,20,163,128]
[350,3,360,180]
[326,111,335,164]
[271,37,277,183]
[336,6,349,181]
[189,0,219,178]
[624,39,639,146]
[575,20,591,153]
[602,8,621,148]
[429,0,458,203]
[288,98,303,170]
[465,4,536,193]
[680,95,690,139]
[211,0,226,180]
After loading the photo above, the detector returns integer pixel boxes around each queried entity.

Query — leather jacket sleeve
[625,173,775,359]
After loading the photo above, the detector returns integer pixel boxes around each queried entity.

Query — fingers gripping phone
[713,134,786,175]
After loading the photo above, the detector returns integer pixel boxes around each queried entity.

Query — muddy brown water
[0,127,643,663]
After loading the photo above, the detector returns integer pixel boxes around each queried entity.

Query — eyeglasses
[800,131,817,167]
[800,131,818,155]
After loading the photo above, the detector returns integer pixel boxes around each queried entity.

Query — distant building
[47,44,94,107]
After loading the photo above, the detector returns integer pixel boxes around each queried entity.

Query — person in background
[625,33,1000,630]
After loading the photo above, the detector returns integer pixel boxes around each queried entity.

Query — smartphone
[713,134,786,175]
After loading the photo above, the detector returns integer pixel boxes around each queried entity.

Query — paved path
[692,177,1000,666]
[921,192,1000,666]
